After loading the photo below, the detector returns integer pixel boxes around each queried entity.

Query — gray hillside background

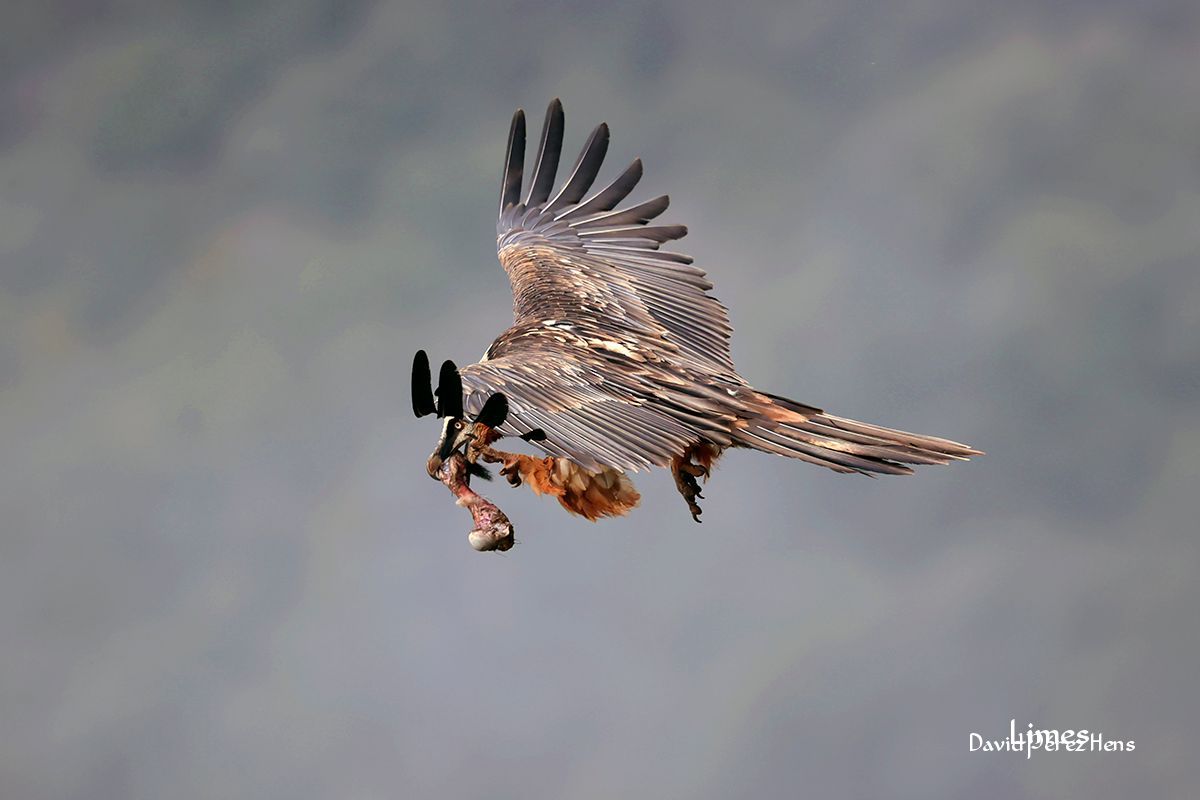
[3,1,1198,798]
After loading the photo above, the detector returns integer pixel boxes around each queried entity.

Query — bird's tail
[732,391,982,475]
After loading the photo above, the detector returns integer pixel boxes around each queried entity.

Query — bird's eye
[454,421,463,430]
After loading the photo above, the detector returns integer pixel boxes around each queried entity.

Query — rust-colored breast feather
[506,453,641,520]
[688,442,722,474]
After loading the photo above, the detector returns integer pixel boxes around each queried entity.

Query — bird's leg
[466,426,552,490]
[671,450,709,523]
[463,426,507,477]
[469,442,537,489]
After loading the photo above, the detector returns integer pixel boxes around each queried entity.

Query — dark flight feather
[557,158,643,221]
[436,359,463,419]
[499,110,525,214]
[543,123,609,215]
[474,392,509,429]
[570,195,670,228]
[581,224,688,243]
[525,99,564,207]
[411,350,436,418]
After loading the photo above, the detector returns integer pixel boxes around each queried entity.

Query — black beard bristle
[467,462,494,481]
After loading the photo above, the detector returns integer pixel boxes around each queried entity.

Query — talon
[672,457,707,522]
[499,459,523,488]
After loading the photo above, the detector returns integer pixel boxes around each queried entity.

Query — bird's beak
[427,419,474,480]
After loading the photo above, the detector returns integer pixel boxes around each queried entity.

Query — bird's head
[412,350,508,480]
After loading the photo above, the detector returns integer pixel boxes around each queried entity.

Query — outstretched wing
[494,98,736,372]
[459,99,747,472]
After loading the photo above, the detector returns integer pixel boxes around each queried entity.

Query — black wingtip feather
[544,122,610,214]
[500,109,526,214]
[411,350,436,418]
[557,158,643,222]
[436,359,463,419]
[525,99,564,207]
[474,392,509,429]
[571,194,670,228]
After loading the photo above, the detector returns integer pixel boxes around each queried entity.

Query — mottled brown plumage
[422,99,981,524]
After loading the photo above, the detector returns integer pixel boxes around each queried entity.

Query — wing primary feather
[525,99,564,207]
[584,243,694,264]
[436,359,463,418]
[411,350,436,418]
[556,159,643,221]
[581,225,688,243]
[569,195,670,228]
[544,123,610,215]
[474,392,509,429]
[499,109,526,214]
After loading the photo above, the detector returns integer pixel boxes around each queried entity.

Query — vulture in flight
[414,99,980,531]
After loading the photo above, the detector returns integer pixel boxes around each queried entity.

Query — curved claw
[673,459,706,523]
[500,460,523,488]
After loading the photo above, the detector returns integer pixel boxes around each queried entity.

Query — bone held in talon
[437,453,515,552]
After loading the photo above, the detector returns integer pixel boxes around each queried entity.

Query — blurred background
[3,1,1198,798]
